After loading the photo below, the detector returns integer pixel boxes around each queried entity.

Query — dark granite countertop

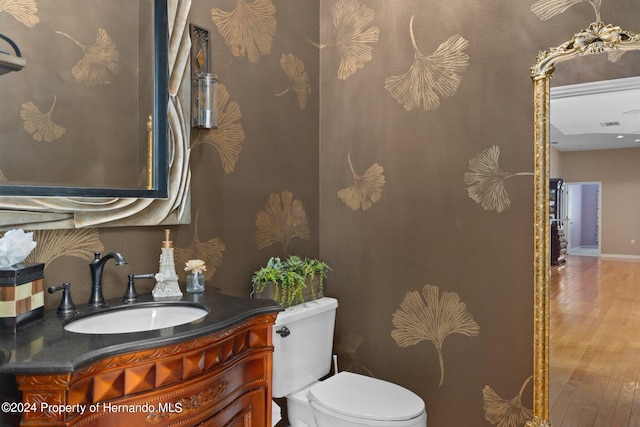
[0,291,282,375]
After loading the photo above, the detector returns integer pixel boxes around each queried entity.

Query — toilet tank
[272,297,338,398]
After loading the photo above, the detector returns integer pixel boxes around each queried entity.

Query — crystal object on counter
[186,272,205,293]
[152,229,182,298]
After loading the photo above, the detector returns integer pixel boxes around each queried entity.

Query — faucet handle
[48,282,77,315]
[124,274,155,303]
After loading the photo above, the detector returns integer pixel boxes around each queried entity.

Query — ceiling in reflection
[550,76,640,152]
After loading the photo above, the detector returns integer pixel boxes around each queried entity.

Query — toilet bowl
[271,297,427,427]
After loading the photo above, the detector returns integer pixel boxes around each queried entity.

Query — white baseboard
[599,253,640,260]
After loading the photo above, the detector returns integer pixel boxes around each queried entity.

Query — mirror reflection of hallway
[548,52,640,425]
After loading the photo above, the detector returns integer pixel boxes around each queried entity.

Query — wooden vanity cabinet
[15,313,277,426]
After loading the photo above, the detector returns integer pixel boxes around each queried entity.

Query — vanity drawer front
[65,350,271,427]
[197,388,266,427]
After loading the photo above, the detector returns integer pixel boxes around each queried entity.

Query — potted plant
[251,256,332,307]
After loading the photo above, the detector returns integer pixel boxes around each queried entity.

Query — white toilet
[272,297,427,427]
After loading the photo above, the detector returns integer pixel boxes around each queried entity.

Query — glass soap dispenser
[152,229,182,298]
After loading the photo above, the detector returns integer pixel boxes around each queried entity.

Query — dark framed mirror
[0,0,168,198]
[0,0,192,229]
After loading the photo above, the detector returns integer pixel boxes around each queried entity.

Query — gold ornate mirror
[530,22,640,426]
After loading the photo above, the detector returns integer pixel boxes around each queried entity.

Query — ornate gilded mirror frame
[528,22,640,427]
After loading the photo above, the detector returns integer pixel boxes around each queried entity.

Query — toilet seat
[307,372,425,424]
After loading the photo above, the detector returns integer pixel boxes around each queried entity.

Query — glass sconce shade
[195,73,218,129]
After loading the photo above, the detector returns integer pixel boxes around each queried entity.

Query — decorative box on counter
[0,263,45,334]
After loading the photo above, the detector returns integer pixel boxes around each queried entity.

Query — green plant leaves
[251,256,331,307]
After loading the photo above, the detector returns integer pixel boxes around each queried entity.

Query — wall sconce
[0,34,26,76]
[190,24,217,129]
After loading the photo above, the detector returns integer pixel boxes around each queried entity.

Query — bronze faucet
[88,252,127,308]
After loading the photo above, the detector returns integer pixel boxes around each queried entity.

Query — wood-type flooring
[550,255,640,426]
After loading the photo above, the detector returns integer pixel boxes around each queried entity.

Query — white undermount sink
[64,303,209,334]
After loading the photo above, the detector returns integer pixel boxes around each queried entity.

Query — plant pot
[251,277,323,306]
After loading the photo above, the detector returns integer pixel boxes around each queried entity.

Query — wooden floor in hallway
[550,255,640,427]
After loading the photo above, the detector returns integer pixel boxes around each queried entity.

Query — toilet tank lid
[274,297,338,325]
[308,372,425,422]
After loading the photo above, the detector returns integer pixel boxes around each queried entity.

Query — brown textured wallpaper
[5,0,640,425]
[319,0,640,425]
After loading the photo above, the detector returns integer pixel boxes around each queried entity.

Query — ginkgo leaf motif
[391,284,479,387]
[325,0,380,80]
[384,16,469,111]
[254,190,310,256]
[335,332,376,377]
[24,229,104,265]
[211,0,276,64]
[174,210,226,282]
[191,83,245,174]
[55,28,120,86]
[337,153,385,211]
[464,145,533,213]
[276,53,311,109]
[531,0,601,22]
[0,0,39,27]
[20,97,66,142]
[483,376,534,427]
[608,49,626,62]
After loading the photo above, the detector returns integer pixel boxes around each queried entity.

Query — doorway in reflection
[564,182,600,257]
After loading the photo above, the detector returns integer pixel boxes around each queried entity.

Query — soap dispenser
[152,229,183,298]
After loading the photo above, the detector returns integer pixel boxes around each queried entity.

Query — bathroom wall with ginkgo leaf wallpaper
[4,0,640,425]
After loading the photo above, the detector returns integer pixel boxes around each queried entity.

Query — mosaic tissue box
[0,263,44,333]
